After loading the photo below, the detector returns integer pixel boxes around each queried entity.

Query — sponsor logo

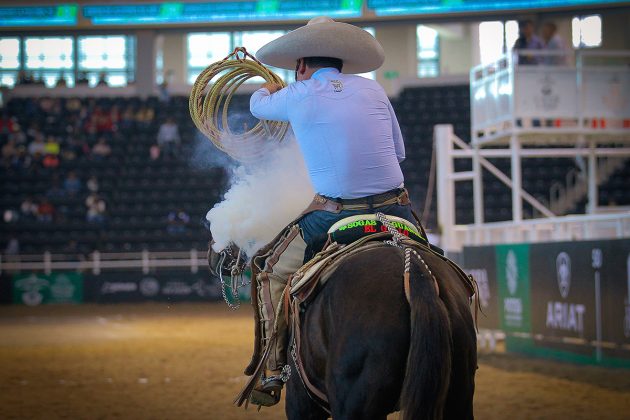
[331,80,343,92]
[546,251,585,334]
[139,277,160,297]
[503,249,523,327]
[556,252,571,299]
[49,274,75,300]
[101,281,137,294]
[506,250,518,296]
[14,274,49,306]
[162,281,193,296]
[468,269,490,308]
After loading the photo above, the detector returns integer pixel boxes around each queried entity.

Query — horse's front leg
[285,360,328,420]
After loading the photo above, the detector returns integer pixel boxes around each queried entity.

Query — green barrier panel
[12,272,83,306]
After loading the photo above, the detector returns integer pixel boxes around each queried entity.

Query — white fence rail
[0,249,204,276]
[454,213,630,250]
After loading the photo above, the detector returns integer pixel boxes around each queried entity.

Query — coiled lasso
[189,47,289,161]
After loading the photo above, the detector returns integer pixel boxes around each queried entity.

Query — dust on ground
[1,303,628,419]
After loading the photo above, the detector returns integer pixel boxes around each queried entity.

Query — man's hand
[261,82,282,94]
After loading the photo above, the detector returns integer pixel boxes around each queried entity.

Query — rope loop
[189,46,289,161]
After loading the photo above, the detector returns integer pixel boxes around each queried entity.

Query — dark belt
[301,188,411,216]
[323,188,406,206]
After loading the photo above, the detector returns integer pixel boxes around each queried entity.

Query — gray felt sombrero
[255,16,385,74]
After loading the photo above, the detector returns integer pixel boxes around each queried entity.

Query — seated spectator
[4,209,19,223]
[27,136,46,159]
[91,137,112,159]
[36,198,55,223]
[2,138,17,166]
[150,143,161,160]
[42,153,60,169]
[44,136,60,156]
[0,112,18,134]
[12,147,32,171]
[87,175,99,193]
[513,20,543,65]
[93,106,114,134]
[135,106,154,129]
[167,208,190,234]
[63,171,82,195]
[120,105,136,130]
[86,193,107,224]
[20,197,38,220]
[157,117,180,158]
[66,97,82,113]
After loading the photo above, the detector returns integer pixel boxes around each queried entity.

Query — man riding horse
[213,16,422,406]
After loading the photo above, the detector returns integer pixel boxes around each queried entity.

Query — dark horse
[284,244,477,420]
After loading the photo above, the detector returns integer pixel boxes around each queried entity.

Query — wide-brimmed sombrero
[256,16,385,74]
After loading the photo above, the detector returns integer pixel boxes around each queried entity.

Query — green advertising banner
[12,272,83,306]
[496,244,531,333]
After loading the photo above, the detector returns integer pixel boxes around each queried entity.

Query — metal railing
[0,249,205,276]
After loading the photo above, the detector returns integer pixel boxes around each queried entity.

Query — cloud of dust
[206,136,314,257]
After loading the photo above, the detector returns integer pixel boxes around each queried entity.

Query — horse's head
[207,240,246,278]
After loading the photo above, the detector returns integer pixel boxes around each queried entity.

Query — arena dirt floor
[1,303,629,420]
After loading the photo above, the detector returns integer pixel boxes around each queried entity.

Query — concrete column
[135,30,157,97]
[510,134,522,222]
[161,33,187,86]
[375,23,418,96]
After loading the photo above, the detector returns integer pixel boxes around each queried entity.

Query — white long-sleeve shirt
[250,68,405,199]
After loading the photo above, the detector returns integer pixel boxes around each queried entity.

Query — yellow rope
[189,47,289,159]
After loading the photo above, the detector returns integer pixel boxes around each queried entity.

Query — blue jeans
[298,203,416,261]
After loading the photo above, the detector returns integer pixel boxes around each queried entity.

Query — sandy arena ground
[1,303,629,420]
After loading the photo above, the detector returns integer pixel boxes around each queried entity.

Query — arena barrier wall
[463,238,630,367]
[2,269,226,305]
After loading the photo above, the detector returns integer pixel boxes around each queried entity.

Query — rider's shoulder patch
[331,80,343,93]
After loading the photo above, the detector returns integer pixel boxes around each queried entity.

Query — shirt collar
[312,67,340,80]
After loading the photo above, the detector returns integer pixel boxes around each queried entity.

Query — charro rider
[236,16,419,406]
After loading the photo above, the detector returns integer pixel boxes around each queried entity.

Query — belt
[301,188,411,216]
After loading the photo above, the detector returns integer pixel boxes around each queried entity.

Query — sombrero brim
[256,21,385,74]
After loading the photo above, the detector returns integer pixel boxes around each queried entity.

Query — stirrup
[249,366,291,407]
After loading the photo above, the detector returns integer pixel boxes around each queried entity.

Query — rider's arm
[250,86,291,122]
[388,101,405,163]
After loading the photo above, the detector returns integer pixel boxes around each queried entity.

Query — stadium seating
[1,88,627,254]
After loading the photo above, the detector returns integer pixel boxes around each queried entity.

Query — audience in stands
[92,137,112,159]
[150,143,161,160]
[87,175,99,193]
[2,138,17,166]
[36,199,56,223]
[167,209,190,234]
[63,171,82,195]
[20,197,38,220]
[135,106,155,128]
[86,193,107,224]
[27,135,46,158]
[157,117,181,158]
